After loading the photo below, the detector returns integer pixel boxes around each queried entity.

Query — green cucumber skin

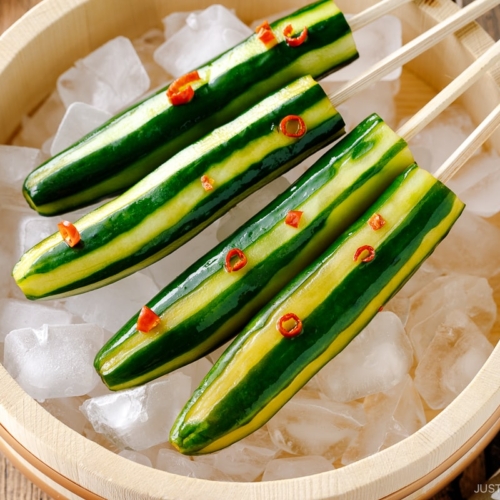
[170,166,464,453]
[23,0,357,215]
[17,82,344,299]
[95,114,413,390]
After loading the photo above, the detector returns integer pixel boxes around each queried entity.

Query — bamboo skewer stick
[435,103,500,182]
[348,0,413,31]
[397,40,500,142]
[335,3,500,194]
[329,0,500,106]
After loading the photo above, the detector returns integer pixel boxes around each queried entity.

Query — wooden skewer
[330,0,500,106]
[435,103,500,183]
[334,2,500,187]
[397,39,500,142]
[348,0,413,32]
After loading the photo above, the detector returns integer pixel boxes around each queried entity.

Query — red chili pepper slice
[368,213,386,231]
[255,20,278,49]
[353,245,376,263]
[277,313,303,338]
[283,24,308,47]
[285,210,303,228]
[166,71,200,106]
[137,306,161,333]
[201,175,215,191]
[225,248,247,273]
[57,221,81,247]
[280,115,307,138]
[255,21,272,33]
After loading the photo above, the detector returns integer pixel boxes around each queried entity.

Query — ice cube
[342,376,426,465]
[414,310,494,409]
[64,272,160,333]
[4,324,103,401]
[447,151,500,218]
[316,312,413,402]
[383,377,427,449]
[215,176,290,242]
[383,296,410,327]
[262,456,334,481]
[80,372,191,450]
[411,274,497,333]
[0,145,43,193]
[11,91,66,149]
[57,37,150,113]
[156,448,231,480]
[266,397,365,461]
[0,207,31,273]
[426,209,500,278]
[142,220,219,288]
[194,438,277,482]
[40,396,88,434]
[118,450,152,467]
[154,5,252,77]
[173,356,213,392]
[235,425,279,455]
[86,380,114,398]
[132,29,171,90]
[0,298,75,342]
[18,215,62,256]
[51,103,112,156]
[407,275,496,359]
[41,137,54,158]
[162,12,199,38]
[405,105,475,175]
[396,262,442,299]
[323,15,402,82]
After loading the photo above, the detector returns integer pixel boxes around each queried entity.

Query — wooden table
[1,1,500,499]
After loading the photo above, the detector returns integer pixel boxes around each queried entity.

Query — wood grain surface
[0,0,499,499]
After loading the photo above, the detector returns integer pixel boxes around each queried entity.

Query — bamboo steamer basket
[1,0,500,498]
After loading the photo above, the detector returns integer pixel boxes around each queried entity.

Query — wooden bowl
[1,0,500,498]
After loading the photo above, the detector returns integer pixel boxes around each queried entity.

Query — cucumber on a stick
[94,113,414,391]
[92,35,500,390]
[170,164,465,455]
[23,0,359,216]
[169,40,500,455]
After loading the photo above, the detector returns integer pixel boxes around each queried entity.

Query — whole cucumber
[170,165,465,455]
[23,0,357,215]
[14,76,343,300]
[95,113,415,391]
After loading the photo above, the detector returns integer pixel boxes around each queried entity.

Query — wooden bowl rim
[2,392,500,500]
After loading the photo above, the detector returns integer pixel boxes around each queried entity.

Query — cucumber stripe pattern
[14,76,343,300]
[170,165,465,455]
[95,113,415,391]
[23,0,358,215]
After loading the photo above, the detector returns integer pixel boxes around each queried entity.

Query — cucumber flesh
[95,113,415,391]
[14,76,343,300]
[23,0,358,216]
[170,165,465,455]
